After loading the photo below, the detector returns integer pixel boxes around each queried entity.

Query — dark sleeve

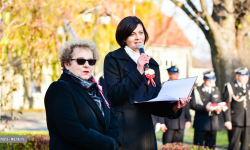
[106,107,122,147]
[158,116,165,124]
[223,85,231,122]
[104,53,147,105]
[190,89,207,113]
[185,102,191,122]
[152,115,165,126]
[135,102,182,119]
[45,82,115,150]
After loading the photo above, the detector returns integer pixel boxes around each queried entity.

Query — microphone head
[137,43,144,49]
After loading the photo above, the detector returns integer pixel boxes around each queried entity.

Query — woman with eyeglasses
[45,38,121,150]
[104,16,190,150]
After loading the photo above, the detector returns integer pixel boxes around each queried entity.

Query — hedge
[0,135,213,150]
[0,134,49,150]
[159,143,212,150]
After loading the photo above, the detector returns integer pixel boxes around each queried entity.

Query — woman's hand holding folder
[172,97,191,112]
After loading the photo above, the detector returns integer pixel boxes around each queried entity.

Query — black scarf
[63,70,105,117]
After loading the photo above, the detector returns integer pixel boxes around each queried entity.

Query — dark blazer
[160,102,191,130]
[190,85,222,131]
[223,81,250,126]
[104,48,182,150]
[45,73,121,150]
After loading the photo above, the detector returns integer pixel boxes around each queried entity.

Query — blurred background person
[98,75,105,90]
[190,70,222,149]
[45,38,121,150]
[223,67,250,150]
[104,16,189,150]
[158,66,191,144]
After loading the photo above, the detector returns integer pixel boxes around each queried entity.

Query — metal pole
[63,20,77,39]
[0,46,4,120]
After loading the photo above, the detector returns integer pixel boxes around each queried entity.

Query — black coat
[160,102,191,130]
[104,48,182,150]
[190,85,222,131]
[223,81,250,127]
[45,73,121,150]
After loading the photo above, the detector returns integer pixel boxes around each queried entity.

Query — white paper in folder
[134,76,197,103]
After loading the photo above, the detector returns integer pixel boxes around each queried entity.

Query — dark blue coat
[190,85,222,131]
[223,81,250,126]
[104,48,182,150]
[45,73,121,150]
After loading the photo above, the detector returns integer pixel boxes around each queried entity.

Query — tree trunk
[22,72,33,109]
[205,3,250,91]
[171,0,250,130]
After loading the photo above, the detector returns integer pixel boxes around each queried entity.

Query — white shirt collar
[236,80,246,89]
[124,46,140,64]
[203,83,211,93]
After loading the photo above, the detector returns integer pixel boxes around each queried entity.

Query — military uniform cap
[203,70,216,81]
[234,67,249,76]
[167,66,179,74]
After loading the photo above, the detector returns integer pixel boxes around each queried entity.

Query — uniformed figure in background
[158,66,191,144]
[190,70,222,149]
[223,67,250,150]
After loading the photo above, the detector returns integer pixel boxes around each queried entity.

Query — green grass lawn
[0,130,48,135]
[156,127,229,148]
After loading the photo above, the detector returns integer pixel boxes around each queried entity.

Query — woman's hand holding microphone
[137,54,151,74]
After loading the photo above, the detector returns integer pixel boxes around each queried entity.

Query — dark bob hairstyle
[116,16,149,48]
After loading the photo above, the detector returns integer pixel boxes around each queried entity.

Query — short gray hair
[58,38,99,70]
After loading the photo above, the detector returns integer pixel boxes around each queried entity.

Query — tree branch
[186,0,203,19]
[221,0,234,14]
[200,0,217,34]
[170,0,208,34]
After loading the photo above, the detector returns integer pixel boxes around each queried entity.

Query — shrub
[159,143,212,150]
[0,134,49,150]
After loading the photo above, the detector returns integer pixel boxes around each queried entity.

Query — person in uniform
[223,67,250,150]
[157,66,191,144]
[190,70,222,149]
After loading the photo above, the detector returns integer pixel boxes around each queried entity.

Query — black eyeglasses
[71,58,97,66]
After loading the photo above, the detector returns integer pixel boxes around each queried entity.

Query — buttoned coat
[223,81,250,126]
[45,73,121,150]
[104,48,182,150]
[190,85,222,131]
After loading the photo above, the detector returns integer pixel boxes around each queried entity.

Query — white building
[145,15,193,83]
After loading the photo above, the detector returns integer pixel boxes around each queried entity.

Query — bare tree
[170,0,250,90]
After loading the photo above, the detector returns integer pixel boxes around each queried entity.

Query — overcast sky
[159,0,213,62]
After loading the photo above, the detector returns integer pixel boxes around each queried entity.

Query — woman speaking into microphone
[104,16,190,150]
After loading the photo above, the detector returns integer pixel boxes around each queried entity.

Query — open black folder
[134,76,197,104]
